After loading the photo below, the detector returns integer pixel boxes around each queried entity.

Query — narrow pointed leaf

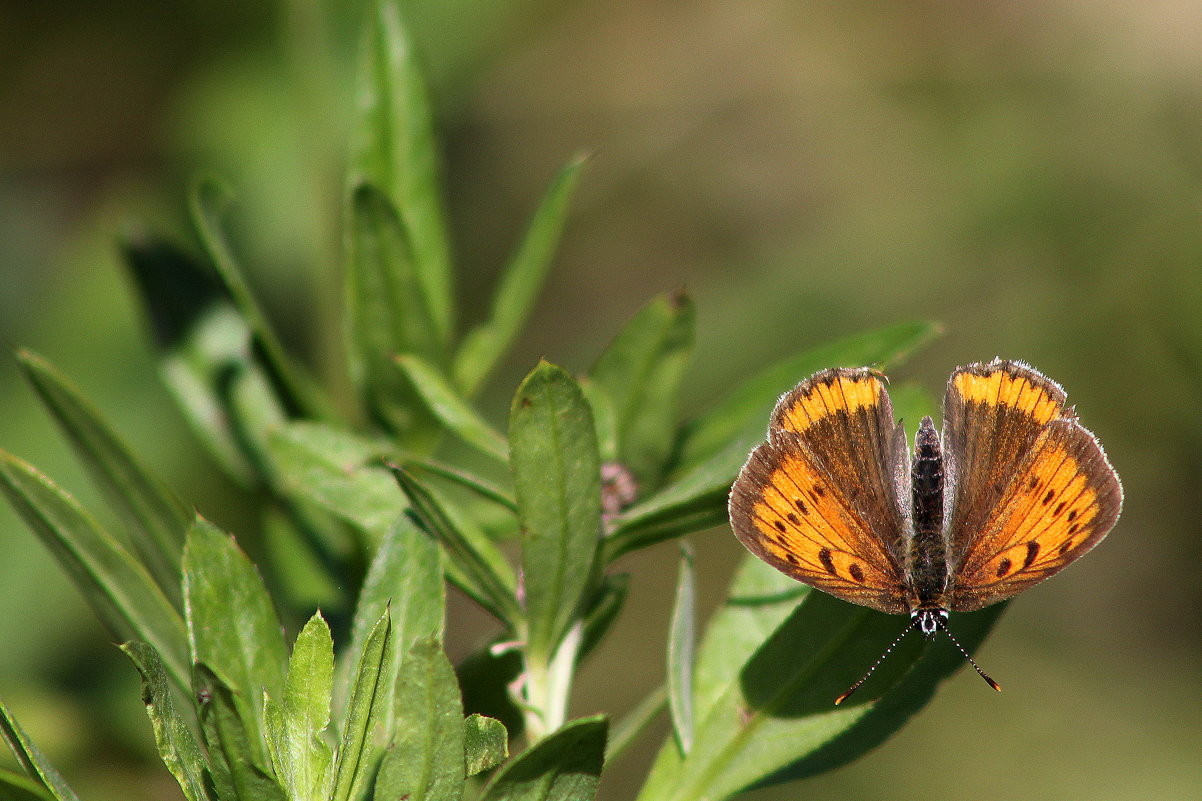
[479,715,607,801]
[196,665,287,801]
[347,182,445,438]
[266,421,402,537]
[339,516,445,730]
[391,466,519,624]
[0,452,189,686]
[18,349,190,604]
[454,154,588,395]
[636,588,1004,801]
[190,178,318,420]
[265,614,335,801]
[396,354,508,462]
[183,518,289,762]
[406,460,517,512]
[666,544,696,755]
[332,610,392,801]
[374,638,464,801]
[589,292,694,484]
[351,0,453,344]
[0,698,83,801]
[676,321,939,470]
[509,362,602,663]
[121,642,212,801]
[464,715,508,777]
[0,768,53,801]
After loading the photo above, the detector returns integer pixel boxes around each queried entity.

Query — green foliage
[0,2,997,800]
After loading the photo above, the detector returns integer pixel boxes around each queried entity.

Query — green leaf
[18,349,190,605]
[332,610,392,801]
[675,321,939,470]
[374,638,465,801]
[121,642,212,801]
[577,379,618,464]
[196,666,287,801]
[346,182,445,439]
[395,354,508,462]
[351,0,453,346]
[266,421,402,537]
[0,768,54,801]
[391,467,519,625]
[265,614,335,801]
[190,177,319,420]
[509,362,602,663]
[454,154,589,396]
[183,518,289,763]
[666,544,696,756]
[589,292,695,484]
[479,716,607,801]
[637,587,1004,801]
[463,715,508,777]
[0,697,83,801]
[690,557,807,724]
[339,516,445,733]
[0,452,190,687]
[405,460,517,512]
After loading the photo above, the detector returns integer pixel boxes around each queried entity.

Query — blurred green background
[2,0,1200,798]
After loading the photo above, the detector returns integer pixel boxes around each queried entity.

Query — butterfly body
[907,416,948,615]
[728,359,1122,700]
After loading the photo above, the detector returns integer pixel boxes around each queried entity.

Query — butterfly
[728,359,1123,704]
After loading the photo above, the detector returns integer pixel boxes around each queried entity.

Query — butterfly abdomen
[908,416,948,611]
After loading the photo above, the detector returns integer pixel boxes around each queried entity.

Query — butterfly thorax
[907,416,948,614]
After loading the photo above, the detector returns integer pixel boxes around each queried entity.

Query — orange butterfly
[728,360,1122,704]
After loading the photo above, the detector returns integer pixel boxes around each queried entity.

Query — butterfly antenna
[935,614,1001,692]
[834,623,915,705]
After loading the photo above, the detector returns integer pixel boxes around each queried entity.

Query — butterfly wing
[941,360,1123,612]
[729,368,911,614]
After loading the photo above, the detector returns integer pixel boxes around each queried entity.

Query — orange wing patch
[951,367,1063,425]
[774,370,887,435]
[730,366,911,615]
[732,440,907,614]
[948,420,1122,612]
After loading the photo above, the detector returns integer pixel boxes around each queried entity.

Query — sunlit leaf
[479,716,607,801]
[464,714,508,777]
[122,642,212,801]
[332,610,392,801]
[0,698,84,801]
[454,154,588,396]
[374,638,465,801]
[351,0,453,345]
[666,544,696,755]
[589,292,694,484]
[183,518,289,763]
[18,349,190,605]
[0,453,189,687]
[509,362,602,663]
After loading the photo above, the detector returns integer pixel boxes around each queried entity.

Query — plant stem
[522,620,583,741]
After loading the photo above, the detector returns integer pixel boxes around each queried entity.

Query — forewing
[729,368,910,614]
[942,361,1122,611]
